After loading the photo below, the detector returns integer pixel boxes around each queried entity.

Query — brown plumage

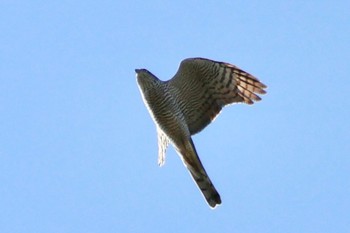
[136,57,267,208]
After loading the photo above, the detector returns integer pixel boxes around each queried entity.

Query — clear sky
[1,1,349,233]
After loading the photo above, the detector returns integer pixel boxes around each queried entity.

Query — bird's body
[136,58,267,208]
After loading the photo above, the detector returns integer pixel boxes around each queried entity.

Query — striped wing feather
[168,58,267,135]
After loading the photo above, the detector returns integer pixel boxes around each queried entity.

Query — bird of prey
[136,57,267,208]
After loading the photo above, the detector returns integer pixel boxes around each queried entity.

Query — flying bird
[136,57,267,208]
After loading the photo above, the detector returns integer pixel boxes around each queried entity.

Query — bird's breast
[142,88,189,142]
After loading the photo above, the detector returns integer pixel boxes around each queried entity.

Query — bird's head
[135,69,160,92]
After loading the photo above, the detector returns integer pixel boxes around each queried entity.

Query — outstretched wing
[168,58,267,135]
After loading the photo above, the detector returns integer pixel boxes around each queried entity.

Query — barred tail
[189,168,221,208]
[179,138,221,208]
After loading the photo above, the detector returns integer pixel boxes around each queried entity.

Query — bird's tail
[180,138,221,208]
[188,167,221,208]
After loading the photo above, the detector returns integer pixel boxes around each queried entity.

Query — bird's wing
[168,58,267,135]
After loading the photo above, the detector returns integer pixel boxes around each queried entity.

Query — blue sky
[1,1,349,232]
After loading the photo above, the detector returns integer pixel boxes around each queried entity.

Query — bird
[136,57,267,208]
